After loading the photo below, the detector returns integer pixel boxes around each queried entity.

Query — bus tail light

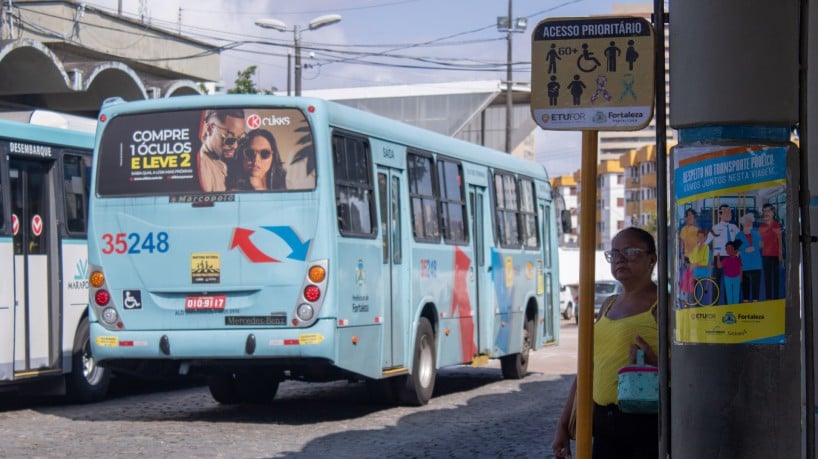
[88,263,125,330]
[308,265,325,283]
[291,260,328,327]
[296,304,314,321]
[101,307,119,325]
[95,290,110,306]
[303,285,320,302]
[90,271,105,288]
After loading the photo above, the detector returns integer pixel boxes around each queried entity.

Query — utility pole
[498,1,526,154]
[505,0,513,154]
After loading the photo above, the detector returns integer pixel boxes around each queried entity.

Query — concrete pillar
[669,1,801,457]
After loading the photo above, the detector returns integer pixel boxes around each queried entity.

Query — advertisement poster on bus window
[96,108,316,198]
[673,144,792,345]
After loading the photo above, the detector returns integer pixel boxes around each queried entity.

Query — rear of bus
[87,96,338,397]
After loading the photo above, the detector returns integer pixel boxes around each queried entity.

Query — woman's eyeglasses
[242,148,273,161]
[210,123,246,147]
[604,247,650,263]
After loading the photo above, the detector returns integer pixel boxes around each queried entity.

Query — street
[0,321,578,458]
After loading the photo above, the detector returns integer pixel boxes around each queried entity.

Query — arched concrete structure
[0,39,205,116]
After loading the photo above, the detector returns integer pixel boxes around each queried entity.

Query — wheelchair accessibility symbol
[123,290,142,309]
[577,43,601,72]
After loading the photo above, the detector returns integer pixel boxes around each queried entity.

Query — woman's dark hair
[227,128,286,190]
[618,227,656,254]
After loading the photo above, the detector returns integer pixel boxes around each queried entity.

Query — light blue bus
[87,95,560,405]
[0,116,111,402]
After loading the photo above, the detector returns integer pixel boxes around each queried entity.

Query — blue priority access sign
[530,16,655,131]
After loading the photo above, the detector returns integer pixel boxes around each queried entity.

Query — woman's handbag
[617,349,658,413]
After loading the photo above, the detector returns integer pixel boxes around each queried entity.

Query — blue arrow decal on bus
[262,226,311,261]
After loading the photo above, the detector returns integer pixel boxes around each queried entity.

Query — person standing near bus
[198,108,246,192]
[228,129,286,191]
[552,227,659,458]
[759,203,783,300]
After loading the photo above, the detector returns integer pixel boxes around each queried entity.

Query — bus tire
[235,370,281,404]
[500,316,534,380]
[67,317,111,403]
[366,377,400,405]
[207,372,241,404]
[398,317,436,406]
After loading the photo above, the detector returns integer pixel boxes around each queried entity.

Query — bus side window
[63,153,90,236]
[333,133,375,237]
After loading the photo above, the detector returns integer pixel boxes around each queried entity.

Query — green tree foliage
[227,66,275,95]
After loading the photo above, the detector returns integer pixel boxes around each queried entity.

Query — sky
[86,0,637,177]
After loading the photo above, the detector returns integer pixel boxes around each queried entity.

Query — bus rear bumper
[89,320,337,363]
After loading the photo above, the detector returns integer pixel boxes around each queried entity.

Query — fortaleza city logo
[246,114,291,130]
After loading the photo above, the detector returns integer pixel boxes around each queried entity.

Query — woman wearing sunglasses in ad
[227,128,287,191]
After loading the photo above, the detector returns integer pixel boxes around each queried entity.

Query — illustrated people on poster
[679,208,700,261]
[547,76,560,106]
[625,39,639,71]
[705,204,739,304]
[198,108,246,192]
[226,129,287,191]
[759,203,783,300]
[567,75,585,106]
[604,40,621,72]
[546,43,561,74]
[735,212,762,302]
[679,256,694,305]
[717,240,743,305]
[687,228,712,306]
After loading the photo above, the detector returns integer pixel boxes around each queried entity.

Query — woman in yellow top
[552,227,659,458]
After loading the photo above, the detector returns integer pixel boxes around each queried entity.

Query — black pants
[742,269,761,302]
[762,256,780,300]
[593,403,658,459]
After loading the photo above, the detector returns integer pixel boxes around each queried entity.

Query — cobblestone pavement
[0,321,578,459]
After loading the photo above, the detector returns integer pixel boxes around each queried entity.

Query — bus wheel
[501,317,534,380]
[366,378,400,405]
[399,317,436,406]
[235,370,281,404]
[67,317,112,403]
[207,372,241,404]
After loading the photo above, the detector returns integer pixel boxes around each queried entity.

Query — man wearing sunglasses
[198,108,246,192]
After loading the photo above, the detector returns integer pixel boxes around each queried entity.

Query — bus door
[539,202,556,343]
[468,185,489,353]
[9,158,58,375]
[377,168,408,368]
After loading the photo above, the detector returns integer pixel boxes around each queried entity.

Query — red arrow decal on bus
[229,228,279,263]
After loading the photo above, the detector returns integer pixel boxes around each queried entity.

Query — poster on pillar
[530,16,655,131]
[673,143,793,345]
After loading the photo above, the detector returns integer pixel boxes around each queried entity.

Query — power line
[14,0,579,81]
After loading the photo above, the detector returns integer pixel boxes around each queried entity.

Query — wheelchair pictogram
[123,290,142,309]
[576,43,601,72]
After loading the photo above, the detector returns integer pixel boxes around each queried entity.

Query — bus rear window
[96,107,316,196]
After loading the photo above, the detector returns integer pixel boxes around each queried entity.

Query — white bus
[0,116,110,401]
